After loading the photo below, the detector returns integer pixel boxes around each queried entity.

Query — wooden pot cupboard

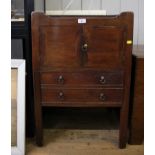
[31,12,133,148]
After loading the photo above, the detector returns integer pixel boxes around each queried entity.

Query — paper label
[78,18,86,24]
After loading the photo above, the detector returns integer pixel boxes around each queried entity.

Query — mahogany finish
[40,70,124,86]
[41,88,123,106]
[31,12,133,148]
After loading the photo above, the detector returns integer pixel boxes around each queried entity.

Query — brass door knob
[82,43,88,51]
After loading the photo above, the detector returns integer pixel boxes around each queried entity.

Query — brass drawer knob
[58,75,64,84]
[100,76,106,84]
[58,92,64,100]
[99,93,106,101]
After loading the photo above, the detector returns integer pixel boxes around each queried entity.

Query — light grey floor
[26,108,144,155]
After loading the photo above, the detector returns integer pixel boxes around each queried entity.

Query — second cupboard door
[39,25,81,68]
[83,25,127,69]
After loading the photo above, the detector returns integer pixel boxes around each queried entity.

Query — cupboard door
[83,25,127,69]
[39,25,81,68]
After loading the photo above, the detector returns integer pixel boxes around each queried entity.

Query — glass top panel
[11,0,24,21]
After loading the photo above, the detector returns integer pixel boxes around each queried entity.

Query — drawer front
[41,88,123,106]
[40,71,123,87]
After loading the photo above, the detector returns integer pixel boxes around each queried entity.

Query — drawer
[40,71,123,87]
[41,88,123,106]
